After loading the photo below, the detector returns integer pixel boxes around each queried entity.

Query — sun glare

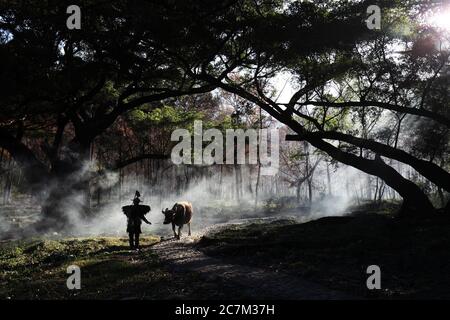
[427,7,450,32]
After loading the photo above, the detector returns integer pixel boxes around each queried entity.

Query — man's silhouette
[122,191,151,249]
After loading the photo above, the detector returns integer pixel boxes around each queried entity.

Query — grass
[197,214,450,299]
[0,234,258,300]
[0,236,179,299]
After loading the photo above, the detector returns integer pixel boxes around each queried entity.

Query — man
[122,191,151,249]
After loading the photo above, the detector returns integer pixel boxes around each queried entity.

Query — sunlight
[427,7,450,32]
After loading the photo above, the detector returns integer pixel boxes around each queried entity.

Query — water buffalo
[162,201,193,239]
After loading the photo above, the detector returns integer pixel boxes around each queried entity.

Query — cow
[162,201,193,239]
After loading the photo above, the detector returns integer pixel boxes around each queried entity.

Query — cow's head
[162,208,175,224]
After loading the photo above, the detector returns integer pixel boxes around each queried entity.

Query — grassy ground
[0,234,265,300]
[3,205,450,300]
[0,236,164,299]
[197,213,450,299]
[0,235,226,300]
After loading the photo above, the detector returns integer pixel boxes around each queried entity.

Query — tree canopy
[1,0,449,228]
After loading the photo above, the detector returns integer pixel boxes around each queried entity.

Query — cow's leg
[178,225,183,240]
[172,222,177,238]
[188,223,191,236]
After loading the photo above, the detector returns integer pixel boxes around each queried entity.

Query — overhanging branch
[290,101,450,128]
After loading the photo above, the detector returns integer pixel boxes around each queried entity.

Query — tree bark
[306,135,435,217]
[287,131,450,193]
[294,101,450,128]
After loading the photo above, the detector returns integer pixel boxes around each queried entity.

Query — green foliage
[130,105,203,128]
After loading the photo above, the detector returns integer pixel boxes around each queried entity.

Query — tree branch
[291,101,450,128]
[286,130,450,192]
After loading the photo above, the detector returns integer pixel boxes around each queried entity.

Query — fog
[0,152,402,241]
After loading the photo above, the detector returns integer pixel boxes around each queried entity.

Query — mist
[0,144,407,241]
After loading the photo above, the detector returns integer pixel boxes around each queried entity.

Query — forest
[0,0,449,300]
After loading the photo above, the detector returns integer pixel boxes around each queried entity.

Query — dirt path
[151,223,355,300]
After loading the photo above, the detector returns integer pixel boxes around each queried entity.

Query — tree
[1,0,448,228]
[181,0,449,216]
[279,137,322,204]
[0,0,224,229]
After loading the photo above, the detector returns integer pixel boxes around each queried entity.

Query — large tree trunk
[306,135,435,217]
[302,130,450,193]
[281,120,435,217]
